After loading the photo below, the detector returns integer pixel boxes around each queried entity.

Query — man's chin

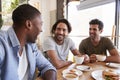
[57,36,64,40]
[90,36,95,39]
[90,36,93,38]
[29,41,36,43]
[56,38,63,41]
[57,38,64,42]
[28,39,36,43]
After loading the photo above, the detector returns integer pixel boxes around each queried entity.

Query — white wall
[40,0,56,44]
[29,0,56,45]
[50,0,56,11]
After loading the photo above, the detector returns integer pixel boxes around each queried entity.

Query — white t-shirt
[18,47,29,80]
[43,36,76,61]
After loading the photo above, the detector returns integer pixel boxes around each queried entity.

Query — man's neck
[91,36,101,46]
[54,37,64,45]
[13,26,26,53]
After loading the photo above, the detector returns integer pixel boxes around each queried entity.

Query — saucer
[76,65,91,71]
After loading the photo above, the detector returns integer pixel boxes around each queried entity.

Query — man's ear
[25,20,32,30]
[53,30,55,34]
[100,29,103,33]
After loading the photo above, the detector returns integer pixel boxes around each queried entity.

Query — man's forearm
[43,70,57,80]
[105,56,120,63]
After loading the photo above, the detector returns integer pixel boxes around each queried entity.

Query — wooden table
[36,62,120,80]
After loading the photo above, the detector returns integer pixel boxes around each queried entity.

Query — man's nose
[39,29,43,33]
[90,29,94,33]
[58,30,64,34]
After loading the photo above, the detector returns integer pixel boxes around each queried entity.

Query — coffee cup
[96,55,106,61]
[74,56,84,64]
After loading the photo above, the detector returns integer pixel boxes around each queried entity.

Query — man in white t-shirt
[43,19,88,69]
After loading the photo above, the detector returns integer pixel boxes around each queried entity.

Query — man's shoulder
[26,43,38,51]
[82,37,90,42]
[66,36,76,41]
[45,36,53,41]
[0,30,8,40]
[64,37,75,44]
[0,27,15,40]
[44,36,55,43]
[79,37,90,45]
[101,37,111,41]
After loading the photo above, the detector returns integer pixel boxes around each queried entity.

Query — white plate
[106,63,120,68]
[91,70,104,80]
[62,69,83,76]
[76,65,91,71]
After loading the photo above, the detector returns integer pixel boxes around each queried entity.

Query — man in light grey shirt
[43,19,81,69]
[43,36,76,61]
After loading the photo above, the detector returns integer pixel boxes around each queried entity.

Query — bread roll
[65,73,78,78]
[65,69,78,78]
[69,69,76,72]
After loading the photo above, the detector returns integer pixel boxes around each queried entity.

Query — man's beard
[90,34,96,40]
[56,35,64,41]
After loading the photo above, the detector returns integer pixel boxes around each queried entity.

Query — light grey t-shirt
[43,36,76,61]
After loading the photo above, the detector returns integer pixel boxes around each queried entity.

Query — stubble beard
[54,34,65,44]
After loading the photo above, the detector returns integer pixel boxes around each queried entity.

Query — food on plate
[69,69,76,72]
[65,73,78,78]
[66,69,78,76]
[102,69,119,80]
[63,69,79,79]
[66,69,78,78]
[62,68,83,80]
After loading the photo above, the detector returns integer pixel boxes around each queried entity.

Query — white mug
[74,56,84,64]
[96,55,106,61]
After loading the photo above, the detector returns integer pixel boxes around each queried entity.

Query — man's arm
[33,43,57,80]
[104,38,120,63]
[0,42,5,80]
[71,49,90,64]
[47,50,72,69]
[43,69,56,80]
[71,49,81,56]
[105,49,120,63]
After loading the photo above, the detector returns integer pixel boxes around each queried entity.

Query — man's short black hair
[51,19,72,34]
[12,4,41,26]
[89,19,104,30]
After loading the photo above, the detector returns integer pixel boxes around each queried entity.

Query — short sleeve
[42,37,56,52]
[79,39,87,54]
[104,38,115,50]
[68,38,76,50]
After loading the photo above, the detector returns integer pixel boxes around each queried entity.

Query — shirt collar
[7,27,20,48]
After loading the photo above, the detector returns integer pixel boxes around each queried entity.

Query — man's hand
[83,54,90,64]
[43,70,57,80]
[90,54,97,63]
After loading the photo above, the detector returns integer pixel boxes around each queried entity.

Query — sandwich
[102,69,119,80]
